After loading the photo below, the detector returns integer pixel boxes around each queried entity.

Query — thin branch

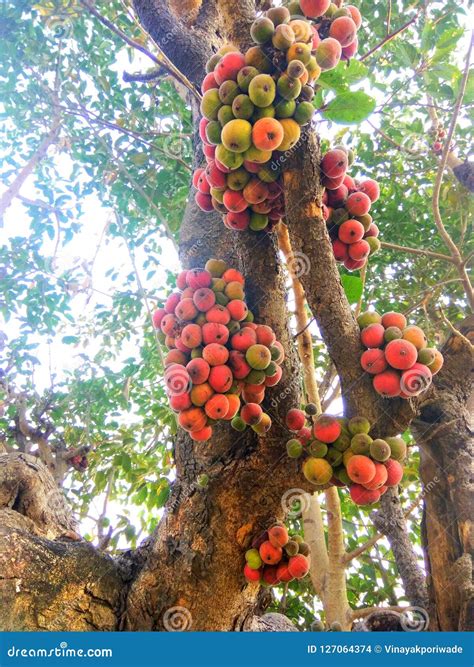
[344,494,422,564]
[438,308,474,347]
[0,115,60,222]
[431,32,474,308]
[360,10,422,62]
[380,241,454,263]
[367,120,422,157]
[78,0,201,101]
[351,605,406,620]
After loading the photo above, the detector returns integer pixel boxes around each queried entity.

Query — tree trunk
[412,317,473,631]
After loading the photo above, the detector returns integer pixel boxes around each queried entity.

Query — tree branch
[359,10,422,62]
[380,241,454,263]
[0,115,60,223]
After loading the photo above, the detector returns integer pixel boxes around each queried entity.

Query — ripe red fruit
[259,540,283,565]
[365,223,379,238]
[268,524,289,548]
[373,370,402,398]
[228,350,251,379]
[206,304,231,325]
[321,149,348,179]
[332,239,349,262]
[381,312,407,330]
[300,0,331,18]
[244,563,261,582]
[255,325,276,347]
[262,566,279,586]
[385,339,418,370]
[313,415,341,444]
[288,554,310,579]
[360,323,385,348]
[346,4,362,28]
[344,257,366,271]
[161,313,178,336]
[202,343,229,366]
[341,37,358,60]
[227,299,249,322]
[193,287,216,312]
[346,192,371,217]
[180,323,202,349]
[363,462,388,490]
[178,407,207,432]
[384,459,404,486]
[347,454,376,484]
[223,190,248,213]
[327,184,348,208]
[241,402,263,425]
[361,348,387,375]
[208,365,233,392]
[264,365,282,387]
[338,219,365,244]
[276,562,294,583]
[187,268,212,290]
[358,179,380,203]
[205,393,230,419]
[195,191,213,212]
[329,16,357,47]
[231,327,257,351]
[297,426,312,445]
[225,210,250,231]
[348,239,370,261]
[202,322,229,345]
[186,358,211,385]
[202,71,218,93]
[190,425,213,442]
[214,51,246,85]
[350,484,380,506]
[206,161,227,189]
[165,292,181,314]
[222,268,245,285]
[285,408,306,432]
[152,308,166,329]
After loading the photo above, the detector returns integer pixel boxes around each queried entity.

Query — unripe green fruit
[370,438,391,462]
[232,94,255,120]
[277,74,302,100]
[272,24,296,51]
[325,3,338,17]
[215,292,230,306]
[348,415,371,435]
[287,59,306,79]
[205,120,222,144]
[244,310,254,322]
[219,80,239,105]
[330,621,343,631]
[308,440,328,458]
[334,467,351,485]
[386,436,407,462]
[251,17,275,44]
[384,326,402,343]
[218,105,235,126]
[245,548,263,569]
[221,118,252,153]
[332,432,351,452]
[294,101,315,125]
[200,89,222,120]
[305,403,318,416]
[367,236,381,255]
[285,540,299,556]
[249,212,269,231]
[300,84,315,101]
[357,311,382,328]
[333,7,351,18]
[311,620,325,631]
[246,368,266,384]
[275,98,297,119]
[232,416,247,431]
[245,46,273,73]
[258,164,280,183]
[330,208,349,225]
[264,361,278,376]
[287,42,312,65]
[215,144,245,169]
[350,433,373,454]
[270,345,281,361]
[226,167,251,191]
[248,74,276,108]
[206,53,221,73]
[418,347,436,366]
[326,447,343,467]
[298,542,310,556]
[191,347,203,359]
[237,66,259,93]
[252,105,276,120]
[292,534,304,544]
[210,187,224,203]
[266,6,291,26]
[197,473,209,488]
[287,438,304,458]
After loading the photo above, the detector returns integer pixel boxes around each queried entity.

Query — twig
[438,308,473,347]
[431,32,474,309]
[77,0,201,101]
[360,10,422,62]
[380,241,454,263]
[351,605,406,620]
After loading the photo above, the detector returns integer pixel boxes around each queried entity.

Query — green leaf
[341,274,364,304]
[318,60,369,92]
[322,91,376,125]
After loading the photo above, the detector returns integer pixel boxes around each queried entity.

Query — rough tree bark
[0,0,472,634]
[412,317,473,631]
